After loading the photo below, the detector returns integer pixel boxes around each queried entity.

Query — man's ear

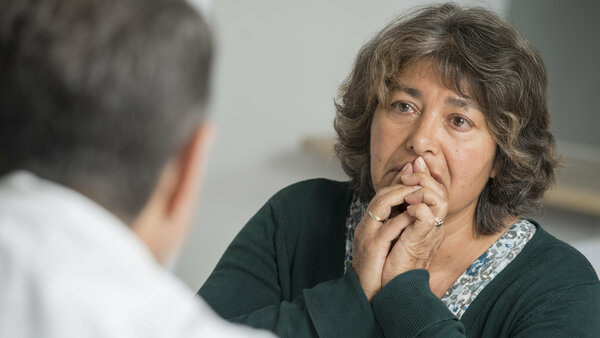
[131,122,214,264]
[166,123,215,221]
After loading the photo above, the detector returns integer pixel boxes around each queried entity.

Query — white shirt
[0,171,273,338]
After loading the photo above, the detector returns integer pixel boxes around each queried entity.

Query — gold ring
[434,218,444,227]
[368,210,385,223]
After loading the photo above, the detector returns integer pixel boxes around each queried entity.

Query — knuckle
[415,203,428,214]
[378,185,394,195]
[372,195,386,208]
[440,189,448,200]
[440,201,449,212]
[406,186,422,197]
[425,216,436,226]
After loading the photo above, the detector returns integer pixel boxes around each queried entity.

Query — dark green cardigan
[199,179,600,337]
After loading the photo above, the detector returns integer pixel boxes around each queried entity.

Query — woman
[199,4,600,337]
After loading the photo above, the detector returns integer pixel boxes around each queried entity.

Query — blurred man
[0,0,271,337]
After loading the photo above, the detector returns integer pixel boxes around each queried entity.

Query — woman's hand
[381,156,448,288]
[352,163,422,302]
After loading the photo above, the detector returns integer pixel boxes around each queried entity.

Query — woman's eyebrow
[391,83,478,109]
[446,97,472,108]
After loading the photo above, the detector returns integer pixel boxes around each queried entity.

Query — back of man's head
[0,0,213,223]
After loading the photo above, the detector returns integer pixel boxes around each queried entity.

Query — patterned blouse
[343,193,536,319]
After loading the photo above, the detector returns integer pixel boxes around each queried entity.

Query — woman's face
[370,60,497,224]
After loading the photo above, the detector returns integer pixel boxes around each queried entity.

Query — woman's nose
[405,114,439,156]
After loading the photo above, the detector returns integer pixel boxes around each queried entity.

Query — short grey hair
[0,0,214,222]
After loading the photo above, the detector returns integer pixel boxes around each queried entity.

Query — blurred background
[176,0,600,291]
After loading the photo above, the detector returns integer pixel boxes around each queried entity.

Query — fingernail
[415,156,426,169]
[412,185,422,190]
[400,162,411,174]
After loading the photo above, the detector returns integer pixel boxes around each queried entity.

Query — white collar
[0,170,157,269]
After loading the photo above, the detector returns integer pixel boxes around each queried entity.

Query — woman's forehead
[385,60,478,104]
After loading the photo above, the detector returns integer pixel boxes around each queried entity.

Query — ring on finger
[434,217,444,227]
[368,210,386,223]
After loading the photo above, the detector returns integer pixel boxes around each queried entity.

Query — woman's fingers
[406,203,439,238]
[365,185,422,226]
[352,182,424,302]
[400,157,445,200]
[379,158,448,288]
[354,208,415,301]
[401,156,447,231]
[387,161,414,189]
[404,186,448,220]
[355,157,448,300]
[376,211,413,242]
[400,170,447,224]
[390,162,414,186]
[381,204,445,287]
[413,156,430,175]
[401,171,445,198]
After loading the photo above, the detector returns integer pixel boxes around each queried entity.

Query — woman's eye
[451,116,472,129]
[391,102,415,113]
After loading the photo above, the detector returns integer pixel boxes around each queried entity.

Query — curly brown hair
[333,3,559,235]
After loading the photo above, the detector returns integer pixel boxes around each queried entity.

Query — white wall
[174,0,508,291]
